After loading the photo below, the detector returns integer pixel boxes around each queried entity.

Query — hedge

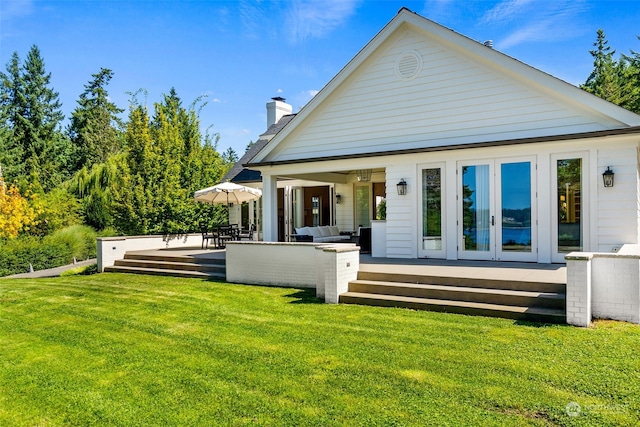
[0,225,97,277]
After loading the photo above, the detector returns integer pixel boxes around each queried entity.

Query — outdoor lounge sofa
[292,226,351,243]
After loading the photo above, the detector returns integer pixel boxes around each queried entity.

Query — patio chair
[201,227,218,249]
[238,224,255,241]
[217,224,239,248]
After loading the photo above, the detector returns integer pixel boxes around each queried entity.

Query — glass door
[354,183,371,230]
[552,154,586,262]
[419,164,445,258]
[496,158,536,262]
[458,158,537,261]
[459,161,494,260]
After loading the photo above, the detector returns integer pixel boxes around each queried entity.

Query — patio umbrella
[194,182,262,223]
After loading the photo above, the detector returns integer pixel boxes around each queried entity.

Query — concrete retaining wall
[97,234,203,272]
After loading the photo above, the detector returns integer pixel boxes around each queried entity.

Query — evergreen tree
[621,39,640,114]
[222,147,238,164]
[582,30,640,115]
[111,90,226,235]
[68,68,124,171]
[582,29,622,104]
[0,52,25,183]
[0,46,71,191]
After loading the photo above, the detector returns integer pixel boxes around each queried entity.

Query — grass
[0,274,638,426]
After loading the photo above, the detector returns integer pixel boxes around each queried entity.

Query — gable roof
[249,8,640,166]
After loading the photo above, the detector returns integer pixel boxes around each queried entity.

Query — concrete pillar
[565,253,592,327]
[262,174,278,242]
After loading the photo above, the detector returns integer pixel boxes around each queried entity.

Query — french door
[458,157,537,261]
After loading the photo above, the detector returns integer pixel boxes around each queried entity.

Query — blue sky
[1,1,639,155]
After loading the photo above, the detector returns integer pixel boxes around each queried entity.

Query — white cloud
[0,0,34,21]
[306,89,319,98]
[482,0,589,50]
[481,0,536,25]
[284,0,361,44]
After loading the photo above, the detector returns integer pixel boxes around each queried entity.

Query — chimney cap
[271,96,286,102]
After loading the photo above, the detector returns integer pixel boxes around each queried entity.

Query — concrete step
[340,291,566,324]
[356,271,565,293]
[348,280,565,309]
[123,253,225,266]
[104,265,225,280]
[114,258,225,274]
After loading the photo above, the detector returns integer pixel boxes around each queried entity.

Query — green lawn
[0,274,638,426]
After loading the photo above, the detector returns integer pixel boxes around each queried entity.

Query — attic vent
[395,50,422,81]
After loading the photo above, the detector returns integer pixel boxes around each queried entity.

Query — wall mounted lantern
[397,179,407,196]
[335,194,342,204]
[357,169,372,182]
[602,167,615,188]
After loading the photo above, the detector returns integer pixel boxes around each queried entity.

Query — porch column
[262,173,278,242]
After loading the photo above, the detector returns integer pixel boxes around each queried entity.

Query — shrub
[59,263,98,277]
[0,237,71,276]
[0,225,97,277]
[44,225,98,261]
[97,226,119,238]
[29,188,82,237]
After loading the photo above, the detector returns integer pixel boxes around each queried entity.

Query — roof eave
[247,126,640,168]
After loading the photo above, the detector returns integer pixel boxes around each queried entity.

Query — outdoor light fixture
[602,167,615,188]
[397,178,407,196]
[357,169,372,182]
[335,194,342,204]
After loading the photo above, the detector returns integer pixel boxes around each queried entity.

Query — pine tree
[0,46,71,191]
[582,29,623,105]
[68,68,124,171]
[621,38,640,114]
[0,52,25,183]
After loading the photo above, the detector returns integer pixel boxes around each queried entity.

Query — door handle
[491,215,495,226]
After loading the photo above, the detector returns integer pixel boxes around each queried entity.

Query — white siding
[596,146,640,250]
[385,164,416,258]
[334,182,354,232]
[266,28,619,162]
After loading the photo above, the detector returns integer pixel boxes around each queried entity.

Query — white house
[237,8,640,265]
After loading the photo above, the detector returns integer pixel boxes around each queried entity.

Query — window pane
[501,162,531,252]
[462,165,490,251]
[557,158,582,252]
[422,168,442,250]
[355,186,370,229]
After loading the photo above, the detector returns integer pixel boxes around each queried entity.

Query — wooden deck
[105,247,567,323]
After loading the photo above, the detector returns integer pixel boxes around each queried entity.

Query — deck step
[356,271,565,293]
[114,258,225,273]
[123,253,225,266]
[340,291,566,323]
[104,265,225,280]
[348,280,565,309]
[105,251,226,280]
